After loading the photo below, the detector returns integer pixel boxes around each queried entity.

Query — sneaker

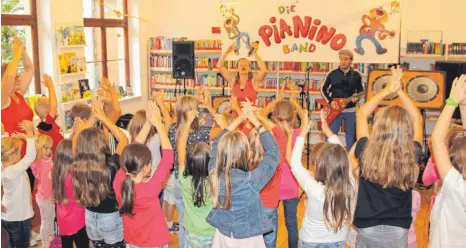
[29,238,38,247]
[169,222,179,233]
[31,231,41,241]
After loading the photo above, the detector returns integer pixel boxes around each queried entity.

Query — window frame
[1,0,41,94]
[83,0,130,87]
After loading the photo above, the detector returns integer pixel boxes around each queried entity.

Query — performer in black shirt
[321,50,364,150]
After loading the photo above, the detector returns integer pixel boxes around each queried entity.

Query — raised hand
[227,42,237,54]
[320,109,333,137]
[100,77,113,93]
[299,114,313,137]
[278,82,286,100]
[186,110,197,124]
[147,100,163,127]
[12,37,23,56]
[41,74,54,89]
[10,132,27,140]
[449,74,466,104]
[282,121,292,137]
[92,98,106,120]
[388,65,403,94]
[213,113,227,129]
[156,89,165,106]
[18,120,35,138]
[203,87,212,106]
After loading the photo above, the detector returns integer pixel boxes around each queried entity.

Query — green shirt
[178,170,215,236]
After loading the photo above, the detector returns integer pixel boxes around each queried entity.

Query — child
[429,74,466,247]
[408,190,421,248]
[51,140,89,248]
[113,100,174,247]
[178,109,216,247]
[290,113,356,248]
[30,133,55,248]
[208,105,280,247]
[1,120,36,248]
[352,66,423,248]
[71,99,128,248]
[34,74,64,159]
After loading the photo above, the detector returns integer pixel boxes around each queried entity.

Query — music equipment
[435,61,466,118]
[366,69,446,109]
[172,41,195,79]
[316,92,365,124]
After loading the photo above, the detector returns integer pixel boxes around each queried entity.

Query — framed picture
[212,96,231,114]
[198,108,213,131]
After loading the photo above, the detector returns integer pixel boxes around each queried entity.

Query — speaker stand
[183,78,187,95]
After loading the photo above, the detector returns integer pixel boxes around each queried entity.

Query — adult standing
[1,37,36,192]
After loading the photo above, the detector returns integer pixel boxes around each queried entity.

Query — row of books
[58,52,86,75]
[60,79,91,102]
[150,37,222,51]
[406,42,444,55]
[448,43,466,56]
[196,57,218,70]
[150,55,173,69]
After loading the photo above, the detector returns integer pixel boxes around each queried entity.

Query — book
[58,52,86,75]
[56,26,86,47]
[78,79,92,99]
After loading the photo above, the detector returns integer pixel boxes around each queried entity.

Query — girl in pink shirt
[51,140,88,248]
[30,134,55,248]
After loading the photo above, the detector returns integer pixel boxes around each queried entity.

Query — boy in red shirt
[34,74,64,159]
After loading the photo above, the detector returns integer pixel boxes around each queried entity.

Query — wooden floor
[3,185,432,248]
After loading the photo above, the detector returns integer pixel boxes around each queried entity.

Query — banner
[219,0,401,63]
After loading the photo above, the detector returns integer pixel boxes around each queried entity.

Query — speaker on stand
[172,41,195,95]
[435,61,466,119]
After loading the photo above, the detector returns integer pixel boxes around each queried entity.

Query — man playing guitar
[320,50,364,151]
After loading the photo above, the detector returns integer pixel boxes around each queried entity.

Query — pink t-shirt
[422,157,439,186]
[408,190,421,246]
[280,128,300,200]
[30,158,53,200]
[56,173,86,235]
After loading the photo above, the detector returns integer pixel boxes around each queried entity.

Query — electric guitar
[316,92,365,124]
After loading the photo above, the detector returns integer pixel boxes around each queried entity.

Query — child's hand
[92,99,106,121]
[186,110,197,124]
[148,100,163,127]
[41,74,54,89]
[388,65,403,94]
[283,122,292,137]
[227,42,237,54]
[10,132,27,140]
[100,77,113,93]
[203,87,211,106]
[213,114,227,129]
[449,74,466,104]
[12,37,23,56]
[299,112,313,137]
[156,89,165,106]
[320,109,333,137]
[18,121,35,138]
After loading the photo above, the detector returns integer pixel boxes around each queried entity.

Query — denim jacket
[206,129,280,239]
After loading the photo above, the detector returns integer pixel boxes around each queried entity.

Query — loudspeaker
[172,41,195,79]
[435,61,466,118]
[367,69,446,109]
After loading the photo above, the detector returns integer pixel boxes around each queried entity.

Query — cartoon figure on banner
[220,4,257,56]
[354,7,396,56]
[390,1,400,14]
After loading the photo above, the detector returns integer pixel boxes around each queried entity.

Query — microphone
[306,66,312,71]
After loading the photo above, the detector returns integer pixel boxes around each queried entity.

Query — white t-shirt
[429,168,466,248]
[1,138,36,221]
[290,136,356,243]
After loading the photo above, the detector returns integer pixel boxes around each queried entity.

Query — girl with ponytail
[113,101,174,248]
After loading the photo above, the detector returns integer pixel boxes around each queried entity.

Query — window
[83,0,129,91]
[1,0,40,96]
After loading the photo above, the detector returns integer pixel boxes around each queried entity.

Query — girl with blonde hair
[351,66,424,248]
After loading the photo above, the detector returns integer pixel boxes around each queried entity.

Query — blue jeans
[263,208,278,248]
[355,34,383,55]
[1,219,31,248]
[235,32,250,51]
[330,111,356,151]
[356,225,408,248]
[174,179,186,248]
[283,198,299,248]
[85,210,124,246]
[299,240,345,248]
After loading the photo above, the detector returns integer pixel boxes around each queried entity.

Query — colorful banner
[219,0,401,63]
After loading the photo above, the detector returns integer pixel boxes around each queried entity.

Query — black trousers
[61,227,89,248]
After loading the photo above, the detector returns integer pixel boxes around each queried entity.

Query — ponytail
[120,174,135,216]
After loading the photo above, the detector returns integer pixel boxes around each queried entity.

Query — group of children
[1,65,466,248]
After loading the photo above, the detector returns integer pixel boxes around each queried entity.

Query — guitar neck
[342,92,365,104]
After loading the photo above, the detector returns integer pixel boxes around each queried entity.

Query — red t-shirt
[232,79,257,106]
[1,92,34,157]
[113,149,174,247]
[260,126,286,208]
[37,113,64,160]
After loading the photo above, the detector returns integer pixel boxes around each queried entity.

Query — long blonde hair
[71,127,115,207]
[210,131,250,209]
[446,125,466,179]
[1,137,22,163]
[35,134,53,161]
[128,110,156,144]
[175,95,200,140]
[248,129,264,171]
[312,142,354,232]
[362,105,419,191]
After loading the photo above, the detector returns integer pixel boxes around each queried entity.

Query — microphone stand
[299,66,312,202]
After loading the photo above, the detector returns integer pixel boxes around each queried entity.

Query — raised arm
[216,42,236,84]
[147,100,172,150]
[177,110,196,173]
[460,104,466,128]
[357,66,402,139]
[17,41,35,95]
[101,77,122,123]
[42,75,58,118]
[93,100,128,155]
[3,121,36,179]
[252,45,267,89]
[155,89,173,130]
[432,74,466,180]
[396,84,424,143]
[261,84,285,117]
[2,38,22,107]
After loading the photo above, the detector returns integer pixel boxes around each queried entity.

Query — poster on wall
[218,0,401,63]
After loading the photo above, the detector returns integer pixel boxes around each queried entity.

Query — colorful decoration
[97,0,150,23]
